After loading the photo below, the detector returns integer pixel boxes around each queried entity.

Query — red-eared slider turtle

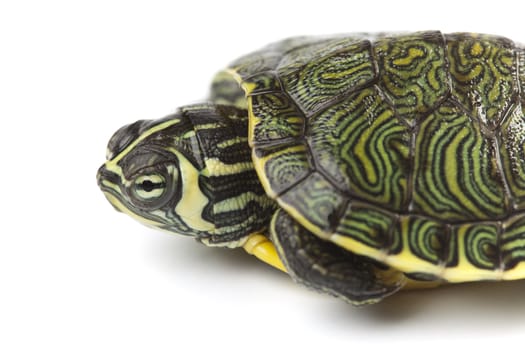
[97,31,525,305]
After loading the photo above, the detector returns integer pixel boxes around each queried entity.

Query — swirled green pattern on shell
[223,31,525,282]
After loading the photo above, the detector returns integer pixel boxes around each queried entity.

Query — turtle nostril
[97,165,124,213]
[96,165,105,187]
[97,164,121,189]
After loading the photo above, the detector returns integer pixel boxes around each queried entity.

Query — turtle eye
[133,174,166,200]
[127,164,179,210]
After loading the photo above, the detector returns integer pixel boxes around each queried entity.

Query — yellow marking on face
[102,191,165,229]
[109,118,181,165]
[100,178,122,195]
[102,118,182,188]
[170,148,214,232]
[103,161,124,180]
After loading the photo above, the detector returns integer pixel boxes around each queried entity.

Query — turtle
[97,31,525,305]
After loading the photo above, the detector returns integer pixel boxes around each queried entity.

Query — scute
[278,172,347,234]
[228,31,525,282]
[412,100,507,221]
[278,38,377,114]
[308,86,411,211]
[336,203,396,250]
[456,222,500,270]
[396,216,449,266]
[249,92,304,144]
[253,142,312,197]
[446,33,516,128]
[374,31,449,124]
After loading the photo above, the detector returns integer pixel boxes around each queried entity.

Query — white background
[2,0,525,349]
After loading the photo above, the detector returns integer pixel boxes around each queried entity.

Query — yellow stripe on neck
[170,148,215,232]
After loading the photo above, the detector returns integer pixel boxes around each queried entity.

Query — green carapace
[98,31,525,305]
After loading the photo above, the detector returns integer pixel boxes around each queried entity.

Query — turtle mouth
[97,164,124,213]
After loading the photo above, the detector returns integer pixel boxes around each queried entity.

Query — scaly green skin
[229,31,525,282]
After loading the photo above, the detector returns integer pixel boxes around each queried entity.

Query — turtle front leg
[268,209,406,305]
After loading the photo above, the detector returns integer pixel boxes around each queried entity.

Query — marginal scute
[335,203,395,249]
[308,87,411,209]
[398,215,447,265]
[502,214,525,269]
[498,102,525,210]
[374,31,449,123]
[278,38,376,114]
[446,33,516,128]
[412,100,506,221]
[390,216,458,271]
[452,223,500,271]
[278,172,347,234]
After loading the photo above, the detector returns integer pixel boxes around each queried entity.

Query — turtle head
[97,109,214,238]
[97,103,276,246]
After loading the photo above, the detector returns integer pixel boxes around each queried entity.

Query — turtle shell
[226,31,525,283]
